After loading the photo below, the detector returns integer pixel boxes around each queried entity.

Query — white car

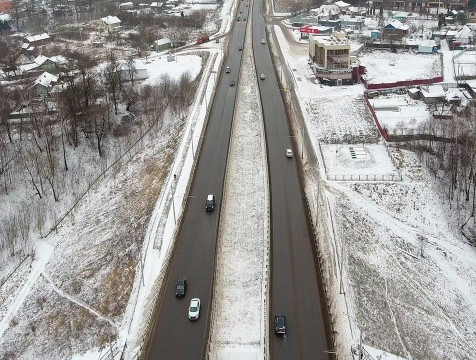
[285,149,293,158]
[261,39,265,44]
[188,298,201,320]
[260,74,265,80]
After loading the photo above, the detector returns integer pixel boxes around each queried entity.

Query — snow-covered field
[360,50,442,83]
[273,19,476,360]
[209,16,268,359]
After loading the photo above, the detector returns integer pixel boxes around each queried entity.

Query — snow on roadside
[208,12,269,360]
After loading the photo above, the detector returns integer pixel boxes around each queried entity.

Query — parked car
[274,314,286,334]
[285,149,293,158]
[188,298,201,320]
[260,74,265,80]
[205,194,216,211]
[175,278,187,297]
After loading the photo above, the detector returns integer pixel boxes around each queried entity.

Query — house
[420,85,446,104]
[309,33,354,85]
[139,3,151,13]
[334,0,351,13]
[318,19,341,31]
[407,87,420,100]
[31,72,58,97]
[393,12,408,23]
[455,25,472,44]
[0,0,12,12]
[468,8,476,23]
[150,2,164,12]
[100,16,121,32]
[383,19,409,40]
[309,4,340,19]
[18,55,66,76]
[24,33,51,47]
[370,30,382,40]
[418,39,437,53]
[299,25,333,40]
[119,2,134,10]
[153,38,172,51]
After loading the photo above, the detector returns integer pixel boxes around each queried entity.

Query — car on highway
[175,278,187,297]
[188,298,201,320]
[237,16,241,21]
[286,149,293,158]
[229,80,235,87]
[274,314,286,335]
[261,39,265,44]
[260,74,265,80]
[238,45,243,51]
[205,194,216,211]
[226,66,231,73]
[243,17,246,21]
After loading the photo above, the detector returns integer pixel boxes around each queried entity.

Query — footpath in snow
[207,11,269,360]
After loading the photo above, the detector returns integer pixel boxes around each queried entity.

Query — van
[205,194,215,212]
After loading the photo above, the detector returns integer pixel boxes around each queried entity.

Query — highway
[145,3,250,359]
[251,0,332,359]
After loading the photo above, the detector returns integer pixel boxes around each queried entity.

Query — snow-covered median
[207,12,269,360]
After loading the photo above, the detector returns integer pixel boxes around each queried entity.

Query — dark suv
[205,194,215,212]
[274,314,286,335]
[175,278,187,297]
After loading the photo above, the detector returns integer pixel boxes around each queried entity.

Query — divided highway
[145,3,250,359]
[251,1,332,359]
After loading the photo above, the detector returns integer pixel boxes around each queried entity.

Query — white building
[100,16,122,32]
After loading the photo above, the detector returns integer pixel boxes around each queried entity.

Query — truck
[197,35,210,44]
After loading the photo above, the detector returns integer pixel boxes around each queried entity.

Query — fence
[363,92,388,140]
[329,173,402,181]
[361,75,444,90]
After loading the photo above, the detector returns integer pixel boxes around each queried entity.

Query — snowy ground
[274,20,476,360]
[320,144,399,181]
[369,94,431,135]
[208,14,268,360]
[359,49,442,83]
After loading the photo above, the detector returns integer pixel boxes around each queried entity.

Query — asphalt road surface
[251,1,331,359]
[145,4,250,359]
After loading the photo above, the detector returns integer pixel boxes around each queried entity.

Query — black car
[175,278,187,297]
[205,194,216,211]
[274,314,286,335]
[229,80,236,87]
[238,46,243,51]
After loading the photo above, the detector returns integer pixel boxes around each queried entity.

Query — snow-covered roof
[334,1,350,8]
[419,39,436,47]
[18,62,39,72]
[456,25,472,40]
[150,2,163,6]
[33,72,58,88]
[25,33,50,43]
[0,14,11,22]
[421,85,445,98]
[408,88,420,94]
[119,2,134,7]
[34,55,50,66]
[155,38,171,45]
[310,4,340,17]
[313,34,350,46]
[101,15,121,25]
[385,19,409,31]
[21,43,29,49]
